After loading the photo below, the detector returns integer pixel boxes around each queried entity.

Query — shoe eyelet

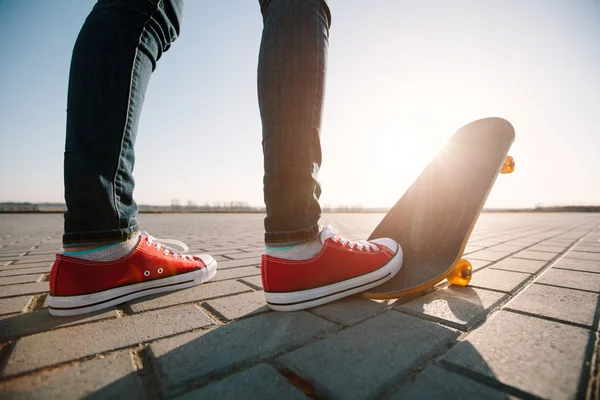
[164,250,169,255]
[145,240,151,246]
[158,268,163,274]
[155,245,160,251]
[144,270,150,277]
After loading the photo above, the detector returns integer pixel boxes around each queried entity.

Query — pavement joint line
[236,278,263,291]
[198,303,227,326]
[0,322,219,383]
[0,278,45,287]
[553,266,600,275]
[271,363,318,399]
[533,281,599,295]
[502,308,594,331]
[131,345,161,400]
[437,358,544,400]
[24,293,46,312]
[500,229,598,312]
[586,331,600,398]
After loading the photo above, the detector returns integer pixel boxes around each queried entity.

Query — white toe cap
[370,237,399,253]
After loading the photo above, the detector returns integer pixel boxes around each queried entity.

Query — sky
[0,0,599,209]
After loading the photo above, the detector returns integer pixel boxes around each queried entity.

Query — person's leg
[63,0,182,248]
[49,0,216,317]
[257,0,403,311]
[258,0,330,246]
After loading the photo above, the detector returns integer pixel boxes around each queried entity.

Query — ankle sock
[63,234,141,262]
[265,235,323,260]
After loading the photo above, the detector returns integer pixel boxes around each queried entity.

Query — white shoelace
[320,225,380,252]
[141,231,194,261]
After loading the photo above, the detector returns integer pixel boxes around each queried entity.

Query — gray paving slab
[552,257,600,273]
[277,312,459,400]
[0,351,145,400]
[485,243,528,253]
[390,365,509,400]
[537,268,600,292]
[489,257,548,274]
[176,364,307,400]
[467,250,511,262]
[469,259,492,271]
[0,282,48,298]
[239,275,263,290]
[396,286,506,331]
[126,280,252,313]
[203,291,269,321]
[310,296,390,326]
[150,311,336,397]
[0,274,43,285]
[217,258,261,270]
[2,304,214,377]
[440,311,592,399]
[527,244,567,253]
[470,268,531,294]
[211,266,261,282]
[514,250,558,261]
[0,296,31,316]
[565,251,600,261]
[572,245,600,253]
[506,283,599,328]
[0,309,118,342]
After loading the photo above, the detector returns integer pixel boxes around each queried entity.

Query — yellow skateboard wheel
[501,155,515,174]
[447,259,472,286]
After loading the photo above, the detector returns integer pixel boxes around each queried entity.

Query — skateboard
[362,117,515,299]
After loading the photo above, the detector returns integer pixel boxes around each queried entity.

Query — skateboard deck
[363,117,515,299]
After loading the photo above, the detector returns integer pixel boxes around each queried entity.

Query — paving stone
[397,286,506,331]
[176,364,307,400]
[506,283,599,328]
[2,304,213,377]
[485,243,527,253]
[277,312,459,400]
[0,296,31,316]
[0,282,48,298]
[469,259,492,271]
[537,268,600,293]
[222,251,263,260]
[12,255,56,264]
[0,309,118,342]
[470,268,531,294]
[527,244,566,253]
[390,365,508,399]
[514,250,557,262]
[150,311,336,397]
[204,291,269,321]
[464,245,484,254]
[127,280,252,313]
[0,351,145,400]
[310,296,390,326]
[467,250,511,262]
[239,275,263,290]
[552,258,600,273]
[0,274,42,285]
[565,251,600,261]
[217,258,261,270]
[212,266,260,282]
[440,311,591,399]
[490,257,548,274]
[0,262,52,271]
[572,245,600,253]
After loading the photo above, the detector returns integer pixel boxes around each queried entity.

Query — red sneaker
[262,226,403,311]
[48,233,217,316]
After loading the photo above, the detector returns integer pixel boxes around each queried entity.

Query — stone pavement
[0,212,599,399]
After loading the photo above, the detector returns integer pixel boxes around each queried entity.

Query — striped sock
[63,234,140,262]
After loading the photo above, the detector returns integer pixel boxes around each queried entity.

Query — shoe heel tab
[49,258,62,294]
[261,255,270,291]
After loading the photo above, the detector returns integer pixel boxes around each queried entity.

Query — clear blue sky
[1,0,599,208]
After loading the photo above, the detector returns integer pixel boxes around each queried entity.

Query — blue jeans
[63,0,331,246]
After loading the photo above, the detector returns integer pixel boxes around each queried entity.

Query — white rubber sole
[48,259,217,317]
[264,244,403,312]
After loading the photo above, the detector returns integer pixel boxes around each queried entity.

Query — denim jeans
[63,0,331,246]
